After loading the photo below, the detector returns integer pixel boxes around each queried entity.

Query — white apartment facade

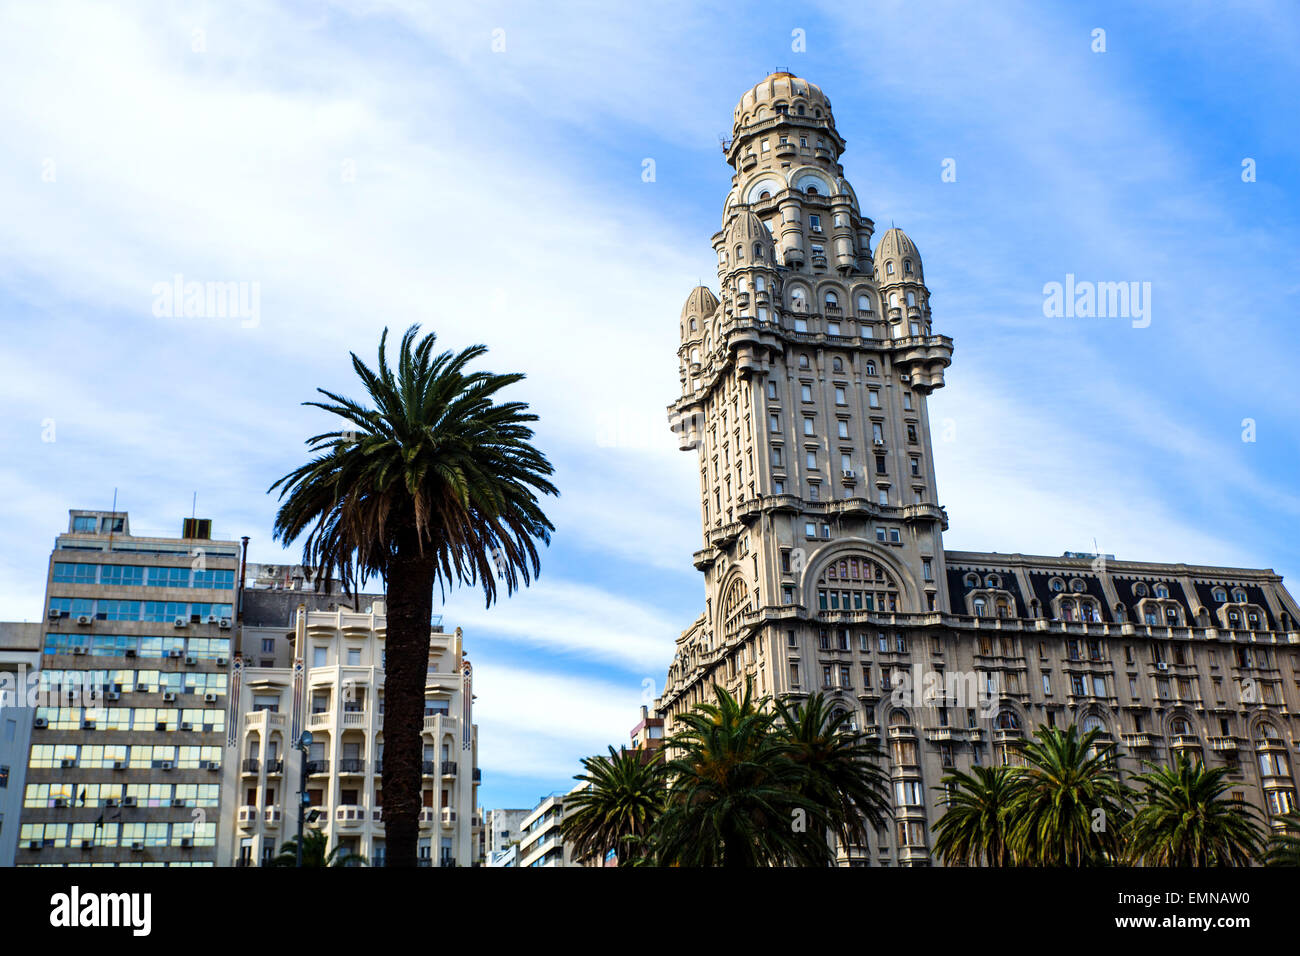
[223,601,478,866]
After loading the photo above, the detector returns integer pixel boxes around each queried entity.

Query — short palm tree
[559,746,666,866]
[656,684,828,866]
[270,829,366,867]
[270,325,557,867]
[1265,810,1300,866]
[1123,753,1263,866]
[1005,724,1127,866]
[773,693,892,857]
[932,764,1020,866]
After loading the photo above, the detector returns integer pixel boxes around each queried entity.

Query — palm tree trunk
[381,538,436,868]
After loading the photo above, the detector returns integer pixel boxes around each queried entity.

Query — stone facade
[660,73,1300,865]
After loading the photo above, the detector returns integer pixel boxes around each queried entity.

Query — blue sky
[1,1,1297,812]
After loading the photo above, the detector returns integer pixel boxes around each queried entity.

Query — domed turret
[874,227,923,283]
[733,72,834,132]
[680,285,718,341]
[722,211,776,270]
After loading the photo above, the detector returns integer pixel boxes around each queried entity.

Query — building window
[868,390,880,408]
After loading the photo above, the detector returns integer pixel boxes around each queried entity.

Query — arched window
[759,190,770,200]
[888,292,899,308]
[906,291,916,307]
[796,104,805,116]
[996,711,1020,730]
[964,573,979,588]
[1082,715,1104,735]
[832,357,843,372]
[721,579,751,641]
[798,354,810,369]
[806,184,818,195]
[1155,584,1170,598]
[753,242,763,260]
[1171,716,1192,737]
[889,709,910,728]
[973,598,986,617]
[1070,579,1086,593]
[1050,578,1064,593]
[857,293,873,313]
[817,554,903,613]
[825,292,838,309]
[904,260,913,274]
[865,361,877,375]
[1212,587,1227,602]
[790,288,807,312]
[886,261,894,275]
[1233,588,1247,602]
[1134,583,1148,598]
[985,574,1001,588]
[734,244,743,261]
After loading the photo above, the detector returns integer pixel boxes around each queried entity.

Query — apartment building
[517,786,586,868]
[224,598,479,866]
[17,511,238,865]
[480,807,529,866]
[0,622,42,865]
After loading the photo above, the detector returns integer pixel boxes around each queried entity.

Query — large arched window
[721,579,751,641]
[857,293,873,313]
[816,554,902,613]
[1081,714,1104,735]
[995,710,1020,730]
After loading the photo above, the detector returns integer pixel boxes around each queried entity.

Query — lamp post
[296,730,313,868]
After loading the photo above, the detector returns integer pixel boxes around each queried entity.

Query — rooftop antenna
[108,487,118,548]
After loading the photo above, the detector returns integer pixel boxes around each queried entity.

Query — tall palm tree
[1005,724,1127,866]
[655,684,828,867]
[773,693,892,858]
[931,764,1020,867]
[270,326,557,867]
[1265,810,1300,866]
[1123,753,1263,866]
[559,746,666,866]
[270,829,367,867]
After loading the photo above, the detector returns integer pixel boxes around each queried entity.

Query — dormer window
[805,185,818,195]
[753,242,763,259]
[1212,587,1227,602]
[904,260,913,274]
[759,190,770,200]
[1134,583,1149,597]
[886,262,894,275]
[1155,584,1169,598]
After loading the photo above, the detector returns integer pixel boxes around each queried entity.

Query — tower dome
[723,211,775,267]
[733,72,834,131]
[874,227,923,282]
[680,285,718,341]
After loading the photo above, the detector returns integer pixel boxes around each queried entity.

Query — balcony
[418,808,437,825]
[307,711,331,730]
[264,808,281,827]
[342,710,367,728]
[888,724,915,738]
[339,758,367,774]
[305,759,330,775]
[1208,736,1238,753]
[265,759,284,775]
[441,761,458,777]
[441,808,456,828]
[472,767,481,783]
[1121,732,1156,749]
[237,805,258,827]
[421,760,437,775]
[1171,734,1201,751]
[244,710,286,729]
[423,714,450,732]
[240,758,260,775]
[336,806,364,826]
[374,760,383,774]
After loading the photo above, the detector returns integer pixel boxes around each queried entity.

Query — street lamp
[296,730,313,867]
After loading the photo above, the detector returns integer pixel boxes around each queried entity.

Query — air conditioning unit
[72,646,88,654]
[54,797,69,807]
[171,798,186,807]
[173,618,188,629]
[168,649,183,658]
[60,758,75,768]
[81,720,95,730]
[113,761,125,770]
[130,842,144,852]
[33,717,48,729]
[216,657,229,666]
[105,798,119,807]
[28,840,42,851]
[204,761,220,772]
[842,469,855,479]
[180,722,193,731]
[218,619,232,630]
[264,565,278,577]
[106,691,120,701]
[75,616,92,627]
[122,797,137,807]
[47,608,61,620]
[900,373,911,382]
[135,683,149,692]
[160,761,174,771]
[180,837,193,848]
[1156,662,1169,671]
[873,438,885,446]
[81,839,94,850]
[184,655,198,665]
[203,693,217,704]
[206,615,221,625]
[162,692,177,702]
[125,648,137,658]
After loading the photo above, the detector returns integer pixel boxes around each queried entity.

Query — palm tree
[1005,724,1127,866]
[1123,753,1263,866]
[773,693,892,858]
[931,765,1020,866]
[655,684,828,866]
[270,326,557,867]
[559,746,666,866]
[1265,810,1300,866]
[270,829,367,867]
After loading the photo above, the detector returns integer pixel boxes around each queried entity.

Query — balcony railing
[441,761,458,777]
[240,758,260,774]
[265,759,284,774]
[305,759,330,775]
[339,758,366,774]
[421,760,437,775]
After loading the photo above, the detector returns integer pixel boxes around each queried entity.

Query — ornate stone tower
[664,71,953,719]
